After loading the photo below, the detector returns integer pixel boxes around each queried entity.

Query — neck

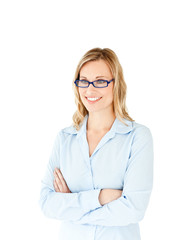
[87,108,116,133]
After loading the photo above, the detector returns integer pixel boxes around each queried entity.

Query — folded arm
[39,132,103,221]
[70,127,154,226]
[39,126,153,226]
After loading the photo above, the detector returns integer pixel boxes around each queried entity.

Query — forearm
[71,189,152,226]
[71,128,154,227]
[98,189,123,206]
[40,181,122,221]
[39,181,102,221]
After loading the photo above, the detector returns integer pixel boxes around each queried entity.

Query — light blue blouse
[39,114,154,240]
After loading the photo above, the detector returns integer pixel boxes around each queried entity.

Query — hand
[53,168,72,193]
[98,188,122,206]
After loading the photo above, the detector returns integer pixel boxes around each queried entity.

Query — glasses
[74,78,115,88]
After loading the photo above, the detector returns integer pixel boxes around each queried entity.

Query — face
[78,59,114,114]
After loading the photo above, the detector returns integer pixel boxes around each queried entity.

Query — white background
[0,0,172,239]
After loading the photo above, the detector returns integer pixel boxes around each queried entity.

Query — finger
[55,168,67,188]
[54,171,63,192]
[55,168,65,181]
[53,179,60,192]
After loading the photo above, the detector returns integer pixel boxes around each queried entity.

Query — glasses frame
[74,78,115,88]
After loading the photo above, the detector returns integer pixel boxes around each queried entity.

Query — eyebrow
[80,75,108,79]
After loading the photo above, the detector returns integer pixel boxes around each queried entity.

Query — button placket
[89,131,116,160]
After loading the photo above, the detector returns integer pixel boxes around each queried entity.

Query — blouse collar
[62,114,134,138]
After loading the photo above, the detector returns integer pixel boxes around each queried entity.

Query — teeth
[87,97,101,101]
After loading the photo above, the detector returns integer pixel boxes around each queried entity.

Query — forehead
[80,59,112,78]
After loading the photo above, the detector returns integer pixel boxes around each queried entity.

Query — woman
[39,48,154,240]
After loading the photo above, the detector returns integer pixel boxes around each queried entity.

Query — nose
[86,83,97,91]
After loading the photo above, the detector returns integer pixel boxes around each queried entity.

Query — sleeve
[70,126,154,226]
[38,131,102,221]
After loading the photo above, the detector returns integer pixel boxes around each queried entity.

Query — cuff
[78,189,102,212]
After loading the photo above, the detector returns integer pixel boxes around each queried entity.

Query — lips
[85,96,102,103]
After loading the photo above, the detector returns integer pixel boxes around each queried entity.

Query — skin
[78,59,116,132]
[53,59,122,205]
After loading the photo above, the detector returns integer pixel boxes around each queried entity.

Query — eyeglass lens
[77,80,108,88]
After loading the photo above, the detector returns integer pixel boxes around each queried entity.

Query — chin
[84,105,103,113]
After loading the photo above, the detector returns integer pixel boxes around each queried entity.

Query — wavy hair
[72,47,134,130]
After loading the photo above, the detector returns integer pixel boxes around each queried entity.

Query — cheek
[105,87,113,97]
[105,88,114,102]
[78,89,84,98]
[109,85,114,97]
[78,89,86,102]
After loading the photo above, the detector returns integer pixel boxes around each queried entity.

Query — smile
[85,97,102,103]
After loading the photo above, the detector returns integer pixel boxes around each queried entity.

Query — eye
[80,80,88,84]
[96,80,106,84]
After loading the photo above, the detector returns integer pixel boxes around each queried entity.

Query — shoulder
[53,124,78,144]
[60,124,78,137]
[117,117,152,137]
[132,120,152,136]
[129,120,153,145]
[119,118,153,144]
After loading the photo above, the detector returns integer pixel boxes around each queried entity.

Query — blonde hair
[72,47,134,130]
